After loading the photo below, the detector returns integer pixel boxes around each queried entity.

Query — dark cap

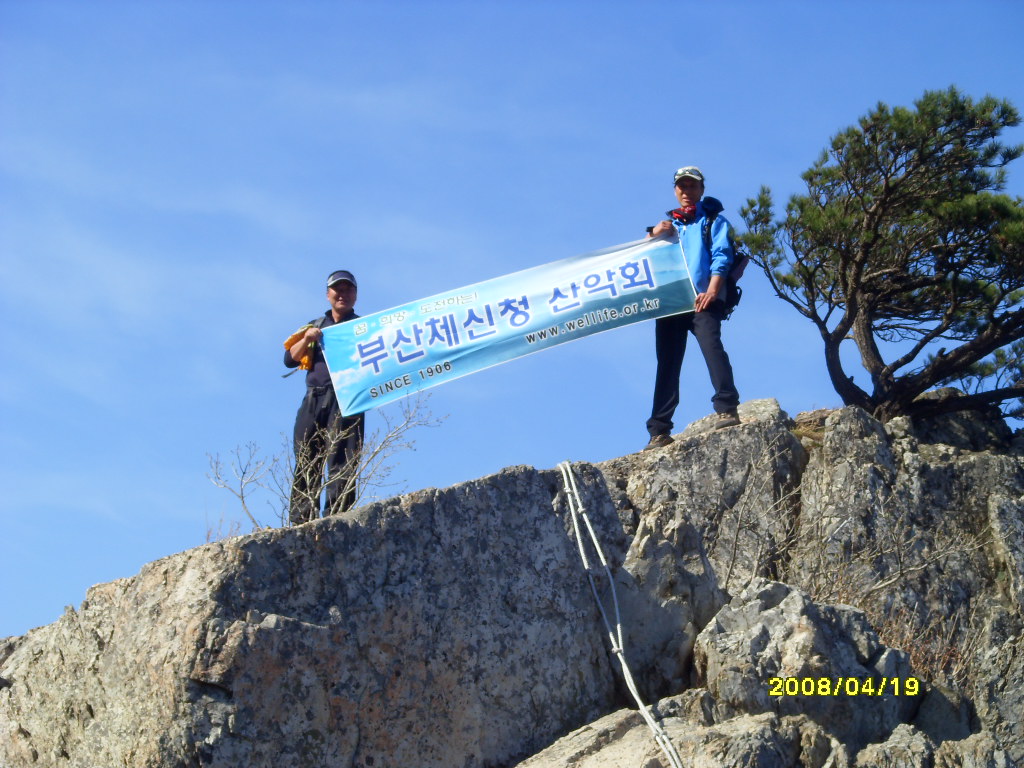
[327,270,357,289]
[673,166,705,184]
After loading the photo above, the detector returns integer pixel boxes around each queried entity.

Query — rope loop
[557,461,684,768]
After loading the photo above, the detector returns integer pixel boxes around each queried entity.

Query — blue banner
[322,235,694,414]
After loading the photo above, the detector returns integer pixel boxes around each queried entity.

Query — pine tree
[742,87,1024,420]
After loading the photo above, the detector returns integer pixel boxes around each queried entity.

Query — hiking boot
[716,410,741,429]
[644,433,674,451]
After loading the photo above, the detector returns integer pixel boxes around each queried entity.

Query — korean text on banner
[321,235,695,415]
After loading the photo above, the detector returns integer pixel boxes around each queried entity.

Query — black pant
[290,386,364,525]
[646,303,739,437]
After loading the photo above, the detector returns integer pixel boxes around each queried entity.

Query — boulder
[514,692,843,768]
[694,579,918,754]
[1,467,630,767]
[598,399,806,598]
[910,388,1015,452]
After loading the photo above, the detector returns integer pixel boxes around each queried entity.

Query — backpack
[699,196,749,317]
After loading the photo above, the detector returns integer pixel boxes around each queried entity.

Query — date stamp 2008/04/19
[768,677,920,698]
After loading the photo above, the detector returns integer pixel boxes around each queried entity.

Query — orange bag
[283,325,315,370]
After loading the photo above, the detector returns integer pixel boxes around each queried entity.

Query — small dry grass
[869,601,981,690]
[793,502,990,691]
[790,425,826,445]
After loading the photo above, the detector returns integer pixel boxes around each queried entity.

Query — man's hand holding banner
[321,235,694,415]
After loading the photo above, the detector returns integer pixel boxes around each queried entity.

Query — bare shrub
[207,394,443,530]
[207,442,274,531]
[789,487,991,690]
[697,429,993,691]
[872,601,983,691]
[204,511,244,543]
[700,431,804,595]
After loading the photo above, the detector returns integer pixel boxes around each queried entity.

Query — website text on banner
[321,235,696,415]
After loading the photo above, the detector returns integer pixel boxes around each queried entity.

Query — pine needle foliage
[741,87,1024,420]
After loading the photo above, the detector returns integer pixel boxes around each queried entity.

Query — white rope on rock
[557,461,684,768]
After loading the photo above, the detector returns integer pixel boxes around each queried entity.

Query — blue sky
[2,0,1023,638]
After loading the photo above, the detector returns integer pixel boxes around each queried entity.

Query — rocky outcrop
[0,466,637,767]
[695,580,917,753]
[786,404,1024,759]
[2,399,1022,767]
[515,576,1012,767]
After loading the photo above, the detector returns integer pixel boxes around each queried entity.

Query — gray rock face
[0,467,638,767]
[2,398,1022,768]
[519,577,1011,768]
[911,388,1016,452]
[599,399,806,600]
[694,579,917,754]
[514,696,845,768]
[785,405,1024,763]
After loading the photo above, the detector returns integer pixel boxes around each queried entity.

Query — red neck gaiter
[670,205,697,224]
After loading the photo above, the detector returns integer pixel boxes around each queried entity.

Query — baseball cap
[326,270,357,289]
[673,166,705,184]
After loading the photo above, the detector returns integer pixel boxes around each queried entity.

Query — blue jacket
[671,198,735,295]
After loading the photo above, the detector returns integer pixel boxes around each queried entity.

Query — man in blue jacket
[644,166,740,449]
